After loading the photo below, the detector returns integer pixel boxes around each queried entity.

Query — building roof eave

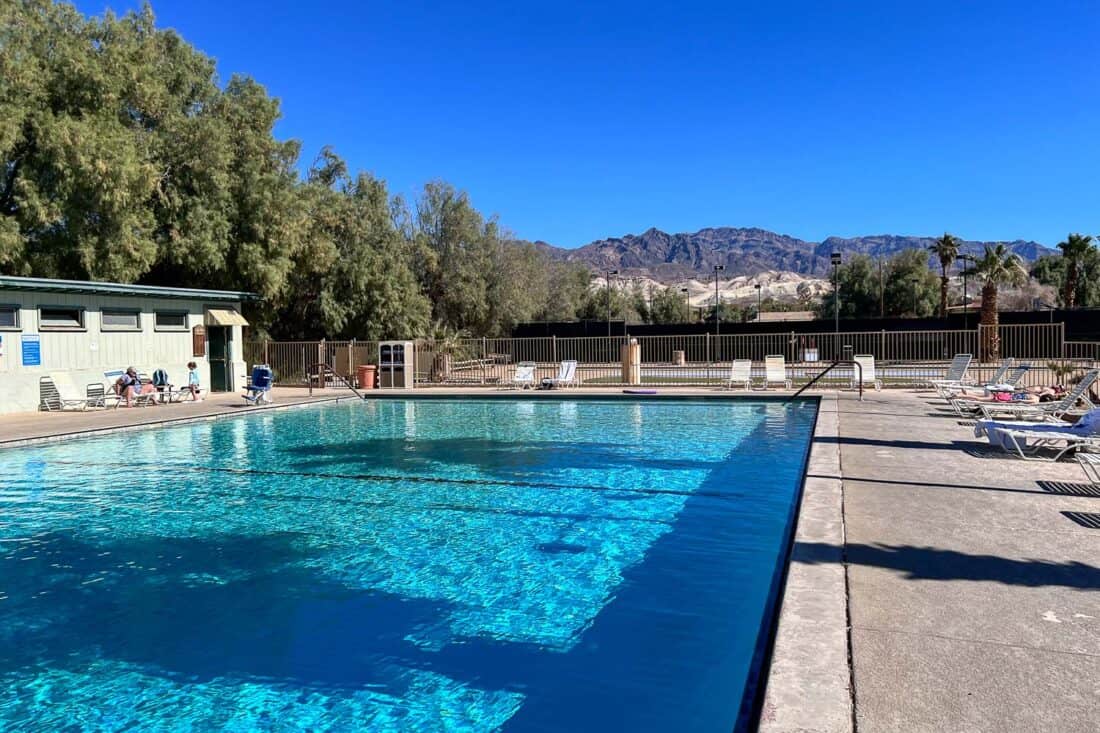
[0,276,260,302]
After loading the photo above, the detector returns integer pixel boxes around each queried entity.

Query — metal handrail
[307,362,365,399]
[786,359,863,403]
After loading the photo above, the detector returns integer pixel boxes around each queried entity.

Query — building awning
[205,307,249,327]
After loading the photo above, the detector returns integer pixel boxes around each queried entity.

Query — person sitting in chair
[114,367,157,408]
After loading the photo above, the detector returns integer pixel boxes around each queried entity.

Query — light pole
[754,282,762,322]
[958,254,974,330]
[604,269,618,338]
[831,252,842,333]
[680,287,690,320]
[714,265,725,362]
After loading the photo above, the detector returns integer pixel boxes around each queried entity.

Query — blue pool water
[0,398,817,732]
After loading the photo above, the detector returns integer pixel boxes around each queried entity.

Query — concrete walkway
[832,391,1100,732]
[0,387,355,446]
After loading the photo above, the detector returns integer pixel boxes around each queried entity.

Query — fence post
[263,339,269,366]
[1059,322,1065,359]
[706,332,711,365]
[880,330,885,361]
[349,338,356,376]
[552,335,557,364]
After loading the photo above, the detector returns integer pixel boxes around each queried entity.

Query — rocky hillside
[536,227,1055,282]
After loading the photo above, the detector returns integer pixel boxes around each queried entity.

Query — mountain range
[534,227,1056,282]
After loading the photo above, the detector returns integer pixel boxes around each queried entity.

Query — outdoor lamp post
[713,265,725,362]
[604,269,618,338]
[754,282,762,321]
[680,287,690,318]
[958,254,974,330]
[831,252,842,333]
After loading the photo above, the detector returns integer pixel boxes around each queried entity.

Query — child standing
[186,361,203,401]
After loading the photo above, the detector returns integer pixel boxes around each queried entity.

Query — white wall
[0,291,245,416]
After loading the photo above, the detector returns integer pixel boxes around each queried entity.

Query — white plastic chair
[852,355,883,391]
[727,360,753,390]
[763,355,792,390]
[509,362,536,390]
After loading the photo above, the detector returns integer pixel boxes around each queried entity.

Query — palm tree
[928,233,961,318]
[962,244,1027,361]
[1057,233,1095,308]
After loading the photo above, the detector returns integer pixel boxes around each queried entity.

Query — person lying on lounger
[114,367,157,407]
[953,385,1065,403]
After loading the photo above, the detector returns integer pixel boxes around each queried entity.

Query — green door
[208,326,229,392]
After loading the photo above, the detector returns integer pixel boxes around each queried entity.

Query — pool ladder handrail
[785,359,863,403]
[307,362,366,400]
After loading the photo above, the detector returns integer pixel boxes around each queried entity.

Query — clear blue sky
[76,0,1099,248]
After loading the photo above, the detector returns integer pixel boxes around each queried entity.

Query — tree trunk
[1065,261,1078,309]
[940,273,949,319]
[979,282,999,362]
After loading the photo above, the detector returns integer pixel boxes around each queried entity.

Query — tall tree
[647,286,692,324]
[964,245,1027,361]
[1056,233,1096,309]
[813,254,879,319]
[883,249,939,317]
[1031,251,1100,309]
[928,233,961,318]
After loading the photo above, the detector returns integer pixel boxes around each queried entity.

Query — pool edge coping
[0,395,357,449]
[758,393,854,733]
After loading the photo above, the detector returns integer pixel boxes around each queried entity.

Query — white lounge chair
[39,375,100,411]
[851,354,882,391]
[727,360,753,390]
[929,353,974,396]
[543,360,578,389]
[976,408,1100,460]
[763,355,792,390]
[1078,453,1100,487]
[509,362,537,390]
[976,370,1098,422]
[948,364,1032,415]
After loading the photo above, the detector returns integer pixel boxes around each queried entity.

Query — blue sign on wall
[21,334,41,366]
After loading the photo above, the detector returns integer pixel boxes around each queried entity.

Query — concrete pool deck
[834,390,1100,733]
[1,386,1097,731]
[0,388,357,447]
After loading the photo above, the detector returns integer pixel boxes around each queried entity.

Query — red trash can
[357,364,377,390]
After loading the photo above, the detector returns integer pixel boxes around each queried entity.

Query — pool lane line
[40,459,745,502]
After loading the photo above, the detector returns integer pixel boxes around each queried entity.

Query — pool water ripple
[0,398,815,732]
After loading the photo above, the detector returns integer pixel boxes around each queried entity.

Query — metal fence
[245,323,1095,389]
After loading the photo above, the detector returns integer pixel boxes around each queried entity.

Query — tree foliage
[928,233,961,318]
[963,244,1027,360]
[0,1,593,339]
[1055,233,1097,309]
[813,252,939,319]
[1032,249,1100,309]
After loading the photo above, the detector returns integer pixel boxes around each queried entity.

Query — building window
[0,305,18,330]
[38,306,85,331]
[101,309,141,331]
[154,311,188,331]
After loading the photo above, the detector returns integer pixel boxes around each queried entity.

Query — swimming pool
[0,397,817,731]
